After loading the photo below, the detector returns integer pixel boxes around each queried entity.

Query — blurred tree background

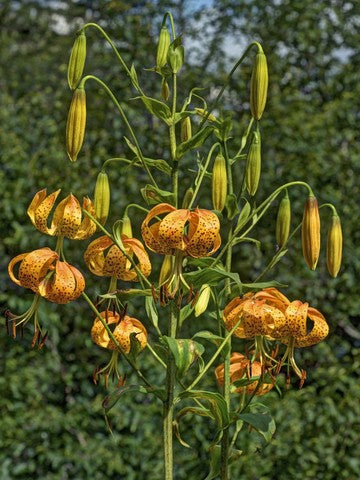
[1,0,359,479]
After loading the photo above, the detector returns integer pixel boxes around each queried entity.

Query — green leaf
[226,193,240,220]
[231,236,261,249]
[193,330,230,356]
[143,157,171,176]
[102,385,148,413]
[184,267,242,291]
[141,184,175,205]
[133,95,172,123]
[179,390,230,429]
[129,63,139,87]
[204,445,221,480]
[174,406,214,448]
[113,288,152,301]
[161,336,205,377]
[173,111,193,125]
[241,280,286,290]
[176,125,213,159]
[123,136,139,156]
[237,412,276,442]
[127,332,143,365]
[179,303,194,327]
[236,200,251,231]
[145,296,159,330]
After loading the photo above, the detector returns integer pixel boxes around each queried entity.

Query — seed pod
[66,87,86,162]
[327,214,342,277]
[180,117,192,143]
[301,195,321,270]
[276,190,291,247]
[156,26,171,69]
[94,170,110,226]
[212,153,227,211]
[194,284,211,317]
[182,187,194,209]
[250,51,268,120]
[159,255,173,286]
[161,78,170,101]
[121,214,133,238]
[67,31,86,90]
[245,131,261,196]
[195,108,217,123]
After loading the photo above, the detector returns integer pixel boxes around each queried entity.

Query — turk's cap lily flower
[27,188,96,240]
[223,288,329,348]
[141,203,221,258]
[84,235,151,281]
[8,247,85,304]
[91,310,148,353]
[215,352,273,396]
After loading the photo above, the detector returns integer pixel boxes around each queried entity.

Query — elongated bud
[180,117,192,143]
[182,188,194,209]
[66,87,86,162]
[94,170,110,226]
[194,284,211,317]
[195,108,217,123]
[121,214,133,238]
[250,50,268,120]
[212,153,227,212]
[161,78,170,101]
[301,195,320,270]
[156,26,171,69]
[245,131,261,196]
[327,214,342,277]
[276,190,291,247]
[67,31,86,90]
[159,255,173,286]
[167,37,184,74]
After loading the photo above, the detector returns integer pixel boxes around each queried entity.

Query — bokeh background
[1,1,359,479]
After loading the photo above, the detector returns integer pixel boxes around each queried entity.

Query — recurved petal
[280,300,308,338]
[112,316,147,353]
[18,248,58,291]
[223,296,249,338]
[186,209,221,258]
[73,197,97,240]
[84,235,113,276]
[39,260,84,303]
[120,237,152,281]
[141,203,176,254]
[254,288,290,310]
[103,244,128,278]
[158,209,190,252]
[8,253,29,287]
[91,310,120,350]
[294,307,329,347]
[52,194,82,238]
[28,189,61,235]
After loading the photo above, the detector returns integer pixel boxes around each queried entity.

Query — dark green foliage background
[1,1,359,479]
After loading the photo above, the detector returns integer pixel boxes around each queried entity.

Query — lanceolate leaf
[236,200,251,231]
[141,184,175,205]
[133,95,172,122]
[161,336,205,377]
[184,267,242,291]
[174,406,214,448]
[176,125,213,159]
[237,412,276,442]
[145,296,159,330]
[179,390,230,429]
[102,385,148,412]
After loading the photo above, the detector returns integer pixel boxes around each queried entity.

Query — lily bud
[67,31,86,90]
[212,153,227,212]
[66,87,86,162]
[182,188,194,209]
[301,195,321,270]
[156,26,170,69]
[195,108,217,123]
[250,51,268,120]
[327,214,342,278]
[159,255,173,286]
[194,284,211,317]
[245,131,261,196]
[167,37,184,74]
[180,117,192,143]
[161,78,170,101]
[276,190,291,247]
[94,171,110,226]
[121,214,133,238]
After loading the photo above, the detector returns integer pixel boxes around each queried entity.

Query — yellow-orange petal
[120,237,152,281]
[112,316,148,353]
[278,300,308,338]
[84,236,113,276]
[141,203,176,254]
[254,288,290,310]
[223,296,249,338]
[73,197,96,240]
[28,189,61,235]
[8,253,29,287]
[91,310,120,350]
[51,194,82,238]
[186,209,221,258]
[294,307,329,347]
[158,209,190,252]
[103,244,129,278]
[17,248,58,292]
[39,260,84,304]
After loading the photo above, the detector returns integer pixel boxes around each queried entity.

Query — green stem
[82,23,145,96]
[170,73,178,206]
[80,75,158,188]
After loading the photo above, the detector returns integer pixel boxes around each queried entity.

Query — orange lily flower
[215,352,273,396]
[91,310,147,353]
[8,247,85,304]
[84,235,151,281]
[27,188,96,240]
[141,203,221,257]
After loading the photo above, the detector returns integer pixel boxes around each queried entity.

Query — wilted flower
[27,188,96,240]
[84,235,151,281]
[141,203,221,258]
[8,247,85,304]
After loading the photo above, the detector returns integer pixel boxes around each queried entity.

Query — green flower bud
[66,86,86,162]
[212,153,227,212]
[250,51,268,120]
[94,170,110,226]
[276,190,291,247]
[194,284,211,317]
[121,214,133,238]
[167,37,184,74]
[161,78,170,102]
[156,26,170,69]
[67,31,86,90]
[245,131,261,196]
[180,117,192,143]
[327,214,342,278]
[302,195,320,270]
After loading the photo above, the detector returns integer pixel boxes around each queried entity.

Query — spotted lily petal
[112,316,148,353]
[84,236,113,276]
[27,189,61,235]
[294,307,329,347]
[38,260,85,304]
[52,194,82,238]
[186,208,221,257]
[91,310,120,350]
[141,203,177,254]
[158,209,190,253]
[120,237,152,281]
[73,197,97,239]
